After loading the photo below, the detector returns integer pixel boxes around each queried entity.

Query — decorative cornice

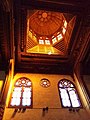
[20,8,27,52]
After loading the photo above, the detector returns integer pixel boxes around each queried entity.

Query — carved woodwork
[0,0,90,74]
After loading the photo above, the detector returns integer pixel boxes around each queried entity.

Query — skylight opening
[39,39,44,44]
[57,33,63,41]
[64,20,67,28]
[27,10,76,55]
[52,37,57,44]
[45,40,50,45]
[62,27,66,35]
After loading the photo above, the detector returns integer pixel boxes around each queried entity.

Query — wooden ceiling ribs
[0,0,90,74]
[13,0,86,73]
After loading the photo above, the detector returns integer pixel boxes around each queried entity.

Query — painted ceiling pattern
[26,10,76,55]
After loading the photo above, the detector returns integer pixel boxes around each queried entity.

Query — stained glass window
[40,78,50,88]
[10,77,32,108]
[58,79,81,108]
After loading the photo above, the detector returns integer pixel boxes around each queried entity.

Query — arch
[58,79,81,108]
[9,77,32,108]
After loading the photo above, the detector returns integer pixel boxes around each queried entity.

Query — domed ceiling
[26,10,76,55]
[29,10,64,36]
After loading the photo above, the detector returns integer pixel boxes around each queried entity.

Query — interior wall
[0,71,5,101]
[3,73,90,120]
[83,75,90,97]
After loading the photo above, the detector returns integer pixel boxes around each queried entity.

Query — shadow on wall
[11,108,26,118]
[42,107,49,117]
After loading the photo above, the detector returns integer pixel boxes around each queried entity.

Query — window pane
[59,83,63,87]
[58,79,81,108]
[11,87,21,106]
[27,82,31,86]
[39,39,44,44]
[69,90,80,107]
[64,20,67,28]
[14,87,22,92]
[24,87,31,92]
[22,87,32,106]
[15,98,21,106]
[11,98,20,106]
[23,91,31,98]
[12,87,21,97]
[60,88,71,107]
[57,34,63,41]
[62,99,71,107]
[60,89,67,98]
[52,37,57,44]
[11,98,16,106]
[22,98,31,106]
[70,84,74,87]
[45,40,50,45]
[12,91,21,97]
[62,27,66,34]
[10,78,32,107]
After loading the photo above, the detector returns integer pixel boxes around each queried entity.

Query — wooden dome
[29,10,64,37]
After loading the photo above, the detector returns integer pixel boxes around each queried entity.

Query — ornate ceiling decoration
[26,10,76,55]
[29,10,64,36]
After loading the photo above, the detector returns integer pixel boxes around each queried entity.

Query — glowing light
[45,40,50,45]
[40,79,50,88]
[62,27,66,34]
[64,20,67,28]
[23,92,31,98]
[22,80,25,84]
[11,97,21,106]
[0,81,3,92]
[59,80,81,108]
[60,89,71,107]
[69,90,80,107]
[48,51,52,55]
[57,34,63,41]
[15,82,19,86]
[27,82,31,86]
[39,39,44,44]
[10,77,32,107]
[43,81,47,85]
[22,99,31,106]
[52,37,57,44]
[42,12,47,18]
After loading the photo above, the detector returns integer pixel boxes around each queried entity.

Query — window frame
[9,77,33,108]
[58,79,82,108]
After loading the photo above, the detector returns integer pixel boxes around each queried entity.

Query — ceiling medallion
[38,11,51,22]
[40,78,50,88]
[42,12,47,18]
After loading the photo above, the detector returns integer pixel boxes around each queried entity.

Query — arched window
[10,77,32,108]
[58,79,81,108]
